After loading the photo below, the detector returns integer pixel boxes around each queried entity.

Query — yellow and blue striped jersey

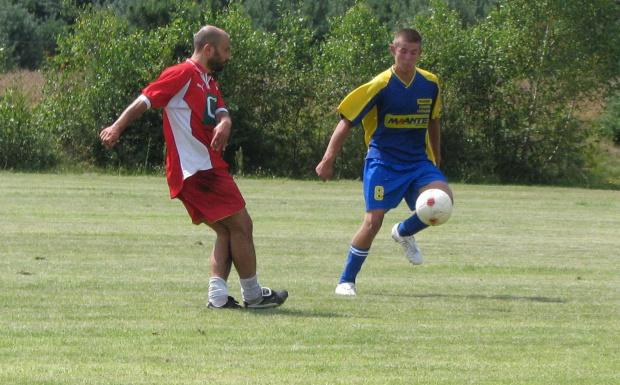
[338,66,441,164]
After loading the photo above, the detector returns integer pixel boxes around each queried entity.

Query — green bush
[39,2,207,171]
[0,86,58,170]
[598,92,620,145]
[12,0,617,185]
[414,0,619,185]
[214,5,282,175]
[0,1,39,71]
[313,3,391,179]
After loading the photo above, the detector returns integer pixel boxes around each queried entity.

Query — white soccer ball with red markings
[415,189,452,226]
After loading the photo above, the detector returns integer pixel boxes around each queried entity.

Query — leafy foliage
[0,1,39,71]
[214,5,282,175]
[40,2,208,171]
[315,3,391,178]
[0,0,83,72]
[0,86,58,170]
[218,3,391,178]
[415,0,620,185]
[253,9,320,177]
[1,0,617,186]
[598,91,620,145]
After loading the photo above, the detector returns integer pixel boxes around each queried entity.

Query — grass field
[1,173,618,384]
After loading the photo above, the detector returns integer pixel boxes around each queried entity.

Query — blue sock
[339,245,369,284]
[398,213,429,236]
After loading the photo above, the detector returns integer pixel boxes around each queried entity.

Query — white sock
[239,274,262,305]
[208,277,228,307]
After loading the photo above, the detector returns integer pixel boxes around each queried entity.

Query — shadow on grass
[382,293,566,303]
[244,308,350,318]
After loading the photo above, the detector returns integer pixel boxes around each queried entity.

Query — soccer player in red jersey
[100,25,287,309]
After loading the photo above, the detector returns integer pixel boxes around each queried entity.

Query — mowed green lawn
[1,173,618,384]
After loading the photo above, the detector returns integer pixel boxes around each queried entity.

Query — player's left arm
[427,117,441,168]
[100,97,149,148]
[211,110,232,152]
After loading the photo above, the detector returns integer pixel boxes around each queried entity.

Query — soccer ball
[415,189,453,226]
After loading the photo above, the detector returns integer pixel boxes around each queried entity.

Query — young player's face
[391,41,422,73]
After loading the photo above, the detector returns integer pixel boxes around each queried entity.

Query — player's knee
[364,210,385,229]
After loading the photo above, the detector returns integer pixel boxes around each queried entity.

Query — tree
[40,1,209,170]
[9,0,617,183]
[314,3,391,178]
[216,5,324,177]
[0,86,58,170]
[0,1,39,70]
[214,4,282,175]
[0,0,88,71]
[598,91,620,146]
[415,0,620,184]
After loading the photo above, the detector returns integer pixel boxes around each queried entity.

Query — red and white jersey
[139,59,228,198]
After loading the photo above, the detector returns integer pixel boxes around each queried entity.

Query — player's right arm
[315,118,352,182]
[100,97,149,148]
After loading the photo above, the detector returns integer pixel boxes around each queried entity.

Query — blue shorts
[363,158,448,212]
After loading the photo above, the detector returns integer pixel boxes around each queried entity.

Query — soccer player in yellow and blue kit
[316,28,454,296]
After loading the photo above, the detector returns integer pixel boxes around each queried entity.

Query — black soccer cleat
[244,287,288,309]
[207,296,243,309]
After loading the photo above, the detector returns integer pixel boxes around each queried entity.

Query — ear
[390,44,396,56]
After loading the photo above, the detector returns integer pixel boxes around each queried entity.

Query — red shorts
[176,168,246,224]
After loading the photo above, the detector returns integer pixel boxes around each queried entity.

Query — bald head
[193,25,229,52]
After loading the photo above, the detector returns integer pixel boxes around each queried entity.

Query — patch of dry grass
[0,70,45,105]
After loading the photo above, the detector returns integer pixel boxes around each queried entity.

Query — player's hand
[315,161,333,182]
[211,122,230,152]
[100,126,121,147]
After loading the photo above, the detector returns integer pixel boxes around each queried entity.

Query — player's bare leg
[336,209,386,295]
[214,209,257,279]
[207,221,233,280]
[210,209,287,308]
[206,220,239,308]
[352,209,386,248]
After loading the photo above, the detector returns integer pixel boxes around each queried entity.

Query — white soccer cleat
[335,282,357,296]
[391,223,423,265]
